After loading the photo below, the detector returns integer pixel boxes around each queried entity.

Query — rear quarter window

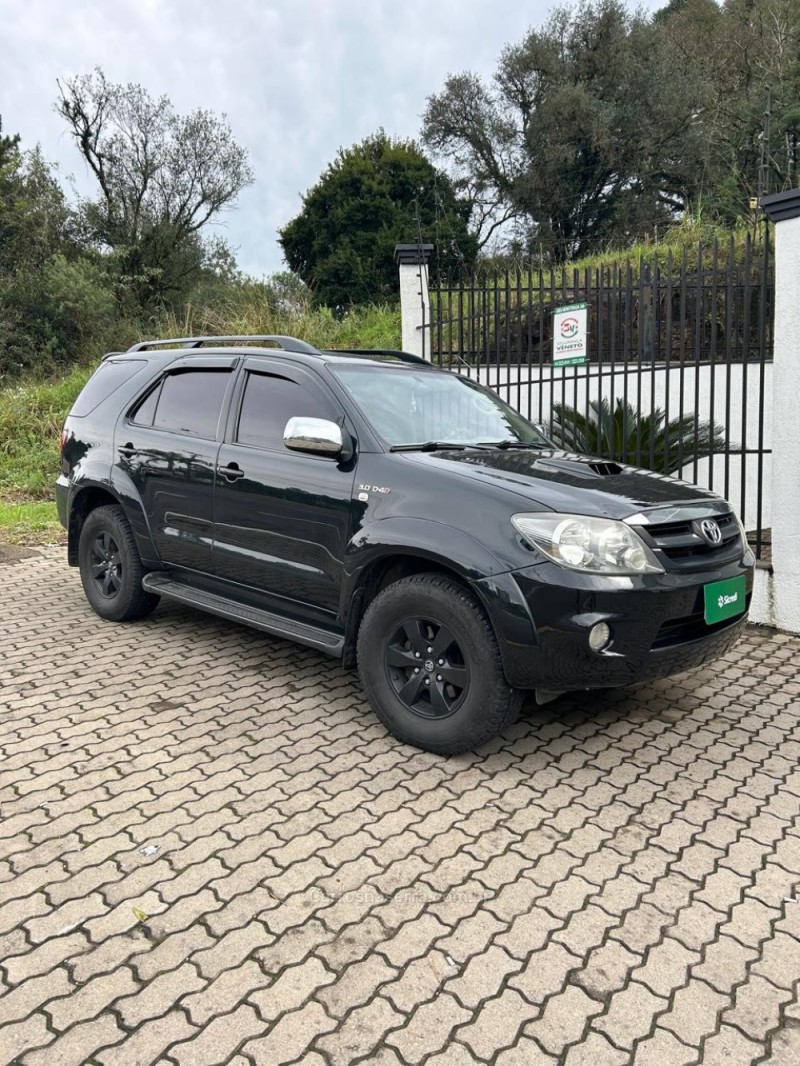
[71,360,146,417]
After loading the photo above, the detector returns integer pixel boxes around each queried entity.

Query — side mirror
[533,421,555,446]
[284,416,344,456]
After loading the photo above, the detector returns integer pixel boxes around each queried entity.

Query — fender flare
[340,517,538,671]
[68,471,160,567]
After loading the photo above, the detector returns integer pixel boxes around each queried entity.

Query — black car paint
[57,346,754,695]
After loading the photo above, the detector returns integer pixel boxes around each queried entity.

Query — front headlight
[512,512,664,575]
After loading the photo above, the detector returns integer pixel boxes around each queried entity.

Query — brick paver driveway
[1,548,799,1066]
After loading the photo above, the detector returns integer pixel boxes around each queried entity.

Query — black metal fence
[430,236,773,561]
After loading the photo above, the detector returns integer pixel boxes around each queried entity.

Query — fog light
[589,622,611,652]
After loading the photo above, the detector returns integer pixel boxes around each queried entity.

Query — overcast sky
[3,0,665,277]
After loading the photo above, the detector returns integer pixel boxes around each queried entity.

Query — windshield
[332,366,550,448]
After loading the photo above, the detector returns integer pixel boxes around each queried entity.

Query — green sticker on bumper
[704,575,747,624]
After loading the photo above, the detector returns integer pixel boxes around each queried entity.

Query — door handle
[118,442,137,458]
[217,463,245,482]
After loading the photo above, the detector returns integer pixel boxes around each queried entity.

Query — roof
[101,336,441,372]
[114,335,434,369]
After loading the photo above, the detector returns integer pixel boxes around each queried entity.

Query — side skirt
[142,573,344,657]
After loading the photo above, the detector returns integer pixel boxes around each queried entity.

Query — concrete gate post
[760,190,800,631]
[395,243,434,360]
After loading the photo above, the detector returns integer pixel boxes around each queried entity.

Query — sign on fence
[552,302,589,367]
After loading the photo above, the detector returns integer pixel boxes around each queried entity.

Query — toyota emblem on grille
[698,518,723,545]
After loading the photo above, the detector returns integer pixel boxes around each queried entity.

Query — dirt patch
[0,543,41,565]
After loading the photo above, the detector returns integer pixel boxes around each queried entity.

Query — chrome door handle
[217,463,245,482]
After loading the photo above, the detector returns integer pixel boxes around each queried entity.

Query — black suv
[57,335,754,754]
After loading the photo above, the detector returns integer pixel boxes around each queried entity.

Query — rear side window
[71,360,145,417]
[130,383,160,427]
[236,372,331,450]
[153,370,232,439]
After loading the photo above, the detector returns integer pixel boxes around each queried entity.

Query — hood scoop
[534,455,625,479]
[587,460,624,477]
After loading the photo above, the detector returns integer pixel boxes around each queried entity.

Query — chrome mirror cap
[283,416,343,455]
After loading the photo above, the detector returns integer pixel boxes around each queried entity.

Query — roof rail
[326,347,431,366]
[127,334,321,355]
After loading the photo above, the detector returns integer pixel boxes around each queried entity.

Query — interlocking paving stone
[1,547,799,1064]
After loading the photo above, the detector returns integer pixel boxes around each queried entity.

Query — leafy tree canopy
[422,0,800,259]
[56,68,253,308]
[279,131,478,308]
[0,116,20,168]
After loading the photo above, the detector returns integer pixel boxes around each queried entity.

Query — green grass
[0,368,89,544]
[160,299,401,351]
[0,364,92,500]
[0,499,63,545]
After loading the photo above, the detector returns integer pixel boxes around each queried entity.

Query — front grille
[652,593,751,649]
[639,511,742,572]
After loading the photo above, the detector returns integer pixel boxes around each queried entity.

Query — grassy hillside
[0,301,401,544]
[469,218,769,286]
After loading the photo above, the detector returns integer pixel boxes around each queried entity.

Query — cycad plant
[549,398,729,475]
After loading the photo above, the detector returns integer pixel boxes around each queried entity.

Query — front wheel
[356,574,522,754]
[78,504,159,622]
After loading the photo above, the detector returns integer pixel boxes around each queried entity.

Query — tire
[356,573,523,755]
[78,504,160,622]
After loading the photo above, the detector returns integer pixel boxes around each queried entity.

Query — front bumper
[474,556,753,692]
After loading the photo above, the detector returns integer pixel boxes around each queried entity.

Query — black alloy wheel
[88,529,123,599]
[385,617,469,718]
[357,573,523,754]
[78,504,160,622]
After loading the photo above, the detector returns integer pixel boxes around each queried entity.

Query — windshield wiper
[390,441,469,452]
[476,440,549,449]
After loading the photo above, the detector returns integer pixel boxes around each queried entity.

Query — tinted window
[72,360,145,417]
[153,370,231,438]
[237,373,330,450]
[130,383,160,426]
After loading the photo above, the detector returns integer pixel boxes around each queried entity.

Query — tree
[703,0,800,208]
[549,398,729,475]
[423,1,710,260]
[279,131,478,308]
[0,116,25,269]
[0,116,19,167]
[0,145,72,274]
[56,68,253,307]
[0,122,117,375]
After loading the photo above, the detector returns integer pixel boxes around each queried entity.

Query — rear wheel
[78,505,159,622]
[357,573,522,754]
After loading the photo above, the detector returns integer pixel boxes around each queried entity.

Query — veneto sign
[552,302,589,367]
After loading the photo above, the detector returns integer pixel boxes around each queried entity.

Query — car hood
[400,448,727,520]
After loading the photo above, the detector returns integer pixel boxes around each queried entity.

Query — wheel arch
[342,551,473,670]
[68,473,159,569]
[67,485,122,565]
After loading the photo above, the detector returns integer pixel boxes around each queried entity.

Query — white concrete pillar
[395,243,434,360]
[760,190,800,631]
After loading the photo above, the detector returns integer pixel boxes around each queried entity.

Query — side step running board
[142,573,344,657]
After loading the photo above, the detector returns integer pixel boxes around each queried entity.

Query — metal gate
[430,236,774,561]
